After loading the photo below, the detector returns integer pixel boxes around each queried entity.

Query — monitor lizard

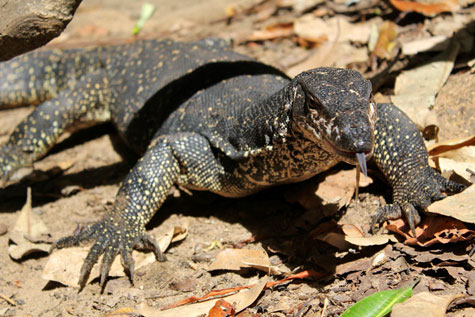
[0,38,466,290]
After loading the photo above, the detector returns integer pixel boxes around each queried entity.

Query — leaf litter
[1,0,475,316]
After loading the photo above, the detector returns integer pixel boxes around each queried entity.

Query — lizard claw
[51,218,166,291]
[371,168,467,236]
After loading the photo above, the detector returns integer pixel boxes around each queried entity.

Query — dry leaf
[286,41,368,77]
[427,185,475,224]
[401,35,449,55]
[208,299,236,317]
[341,216,398,246]
[345,234,398,246]
[247,23,294,42]
[314,169,372,209]
[162,270,323,312]
[390,42,459,131]
[389,0,460,17]
[385,216,475,247]
[42,226,183,287]
[392,292,464,317]
[8,188,51,260]
[288,169,372,213]
[209,248,281,274]
[140,280,267,316]
[157,223,189,253]
[341,224,364,237]
[371,21,398,59]
[428,135,475,182]
[335,257,372,275]
[42,246,156,287]
[428,135,475,156]
[294,15,371,44]
[315,232,352,250]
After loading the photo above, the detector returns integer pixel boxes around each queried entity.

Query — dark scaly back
[104,39,288,153]
[0,47,107,108]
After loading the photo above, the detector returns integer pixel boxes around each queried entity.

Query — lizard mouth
[322,137,373,166]
[331,144,373,178]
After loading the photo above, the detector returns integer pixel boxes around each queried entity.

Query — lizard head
[291,67,377,167]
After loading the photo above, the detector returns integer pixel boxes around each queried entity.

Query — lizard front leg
[52,136,181,290]
[371,103,467,234]
[52,132,229,290]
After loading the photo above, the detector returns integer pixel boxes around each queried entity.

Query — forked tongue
[354,152,368,199]
[356,152,368,179]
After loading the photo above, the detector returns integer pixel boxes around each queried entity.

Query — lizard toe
[79,239,107,290]
[99,241,120,289]
[135,234,166,262]
[401,203,421,237]
[371,204,402,234]
[120,244,135,283]
[432,170,467,193]
[51,222,100,252]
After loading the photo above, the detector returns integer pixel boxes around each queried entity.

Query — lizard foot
[371,168,467,236]
[51,218,166,291]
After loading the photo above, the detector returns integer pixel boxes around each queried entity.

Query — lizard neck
[232,79,303,152]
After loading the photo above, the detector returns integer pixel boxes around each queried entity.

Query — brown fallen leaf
[390,42,459,132]
[371,21,398,60]
[340,224,398,246]
[392,292,464,317]
[389,0,460,17]
[162,270,324,311]
[427,185,475,224]
[344,234,398,247]
[341,224,364,237]
[335,257,372,275]
[287,169,373,213]
[385,216,475,247]
[8,188,51,260]
[143,280,267,316]
[294,15,371,44]
[247,22,294,42]
[286,41,369,77]
[156,223,189,253]
[208,299,236,317]
[401,35,450,55]
[43,225,187,287]
[428,135,475,156]
[315,232,352,250]
[428,135,475,182]
[208,248,282,274]
[42,246,156,287]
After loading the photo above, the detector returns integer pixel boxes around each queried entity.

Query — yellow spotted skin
[0,39,465,289]
[371,104,466,233]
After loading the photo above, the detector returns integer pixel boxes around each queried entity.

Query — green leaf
[132,3,156,35]
[341,280,419,317]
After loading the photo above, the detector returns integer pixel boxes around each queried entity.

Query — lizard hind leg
[0,70,114,186]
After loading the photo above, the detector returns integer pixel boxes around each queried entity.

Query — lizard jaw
[323,136,373,166]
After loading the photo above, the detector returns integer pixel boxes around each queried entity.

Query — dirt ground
[0,0,474,316]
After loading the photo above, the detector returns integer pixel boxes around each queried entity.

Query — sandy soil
[0,0,474,316]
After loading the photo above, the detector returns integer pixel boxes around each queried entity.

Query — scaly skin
[0,39,466,290]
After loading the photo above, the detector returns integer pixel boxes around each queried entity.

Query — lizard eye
[297,79,324,111]
[368,95,377,122]
[305,93,324,111]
